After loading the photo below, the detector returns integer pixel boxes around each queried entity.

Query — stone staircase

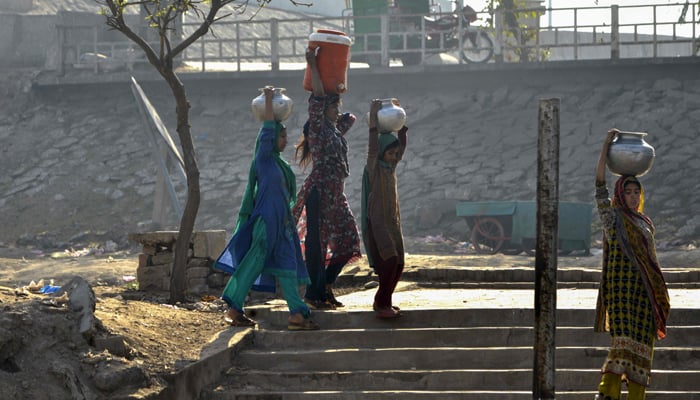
[198,275,700,399]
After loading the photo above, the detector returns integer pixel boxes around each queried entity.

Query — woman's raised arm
[596,129,618,184]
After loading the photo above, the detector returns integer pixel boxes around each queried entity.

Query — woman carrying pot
[292,47,361,309]
[592,128,670,400]
[361,99,408,319]
[216,86,318,331]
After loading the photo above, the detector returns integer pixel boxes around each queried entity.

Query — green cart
[455,201,593,256]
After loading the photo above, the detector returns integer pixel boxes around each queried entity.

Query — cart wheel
[470,217,505,254]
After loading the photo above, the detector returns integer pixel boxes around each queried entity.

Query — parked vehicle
[346,0,494,66]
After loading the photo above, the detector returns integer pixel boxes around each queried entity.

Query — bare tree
[96,0,303,303]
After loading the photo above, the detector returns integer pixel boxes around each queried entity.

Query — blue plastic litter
[39,285,61,294]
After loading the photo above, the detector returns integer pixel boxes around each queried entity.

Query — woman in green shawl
[593,129,670,399]
[215,86,318,330]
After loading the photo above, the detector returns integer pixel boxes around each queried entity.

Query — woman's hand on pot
[370,99,382,115]
[605,128,619,145]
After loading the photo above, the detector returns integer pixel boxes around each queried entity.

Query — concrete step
[211,369,700,392]
[248,307,700,330]
[202,390,700,400]
[201,296,699,399]
[251,325,700,350]
[379,266,700,286]
[232,346,700,371]
[420,281,700,289]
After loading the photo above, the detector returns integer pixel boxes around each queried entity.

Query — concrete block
[142,244,158,255]
[137,263,171,291]
[187,277,209,294]
[150,251,174,266]
[187,257,211,269]
[207,272,226,288]
[138,253,150,268]
[192,230,226,259]
[186,266,210,280]
[128,231,178,247]
[93,335,129,358]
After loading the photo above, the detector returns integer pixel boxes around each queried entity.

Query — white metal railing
[56,2,700,74]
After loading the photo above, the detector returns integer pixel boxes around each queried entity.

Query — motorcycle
[398,5,494,65]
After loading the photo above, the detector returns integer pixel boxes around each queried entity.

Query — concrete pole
[611,5,620,60]
[271,19,280,72]
[380,14,390,66]
[533,98,559,400]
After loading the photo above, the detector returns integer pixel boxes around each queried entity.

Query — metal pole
[533,98,559,400]
[611,5,620,60]
[380,14,390,66]
[271,19,280,71]
[494,9,504,63]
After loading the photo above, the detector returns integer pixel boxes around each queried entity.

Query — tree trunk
[164,70,200,304]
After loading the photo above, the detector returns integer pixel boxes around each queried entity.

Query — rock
[93,362,147,392]
[55,276,96,337]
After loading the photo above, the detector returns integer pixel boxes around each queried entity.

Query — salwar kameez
[292,95,361,303]
[594,177,670,400]
[361,126,408,311]
[216,121,311,317]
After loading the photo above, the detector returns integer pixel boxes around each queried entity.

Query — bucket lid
[309,31,352,46]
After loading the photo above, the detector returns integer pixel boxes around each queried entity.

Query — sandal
[224,309,256,327]
[375,307,401,319]
[373,303,400,312]
[304,298,336,310]
[326,289,344,308]
[288,318,320,331]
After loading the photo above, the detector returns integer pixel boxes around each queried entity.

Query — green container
[350,0,429,53]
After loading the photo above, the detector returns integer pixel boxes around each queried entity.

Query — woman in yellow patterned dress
[593,129,671,400]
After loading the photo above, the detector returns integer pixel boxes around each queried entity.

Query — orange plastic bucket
[303,29,352,94]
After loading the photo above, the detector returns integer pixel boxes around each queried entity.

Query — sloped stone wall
[1,61,699,253]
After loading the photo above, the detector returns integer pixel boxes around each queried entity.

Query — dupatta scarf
[236,122,296,230]
[596,175,670,340]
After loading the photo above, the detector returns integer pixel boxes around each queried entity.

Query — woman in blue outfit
[215,86,319,330]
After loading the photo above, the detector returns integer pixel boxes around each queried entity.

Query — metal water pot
[606,131,655,177]
[367,98,407,133]
[251,87,293,121]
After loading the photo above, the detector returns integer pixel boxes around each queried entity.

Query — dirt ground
[0,239,698,399]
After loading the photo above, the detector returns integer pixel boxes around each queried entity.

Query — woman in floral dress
[292,47,362,309]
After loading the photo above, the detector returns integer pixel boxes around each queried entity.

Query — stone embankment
[1,61,699,253]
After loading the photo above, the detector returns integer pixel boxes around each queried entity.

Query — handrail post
[421,17,427,64]
[236,23,241,72]
[611,5,620,60]
[57,24,65,76]
[380,14,390,66]
[271,19,280,71]
[200,36,206,72]
[494,9,503,63]
[574,8,579,60]
[93,26,99,74]
[652,5,658,58]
